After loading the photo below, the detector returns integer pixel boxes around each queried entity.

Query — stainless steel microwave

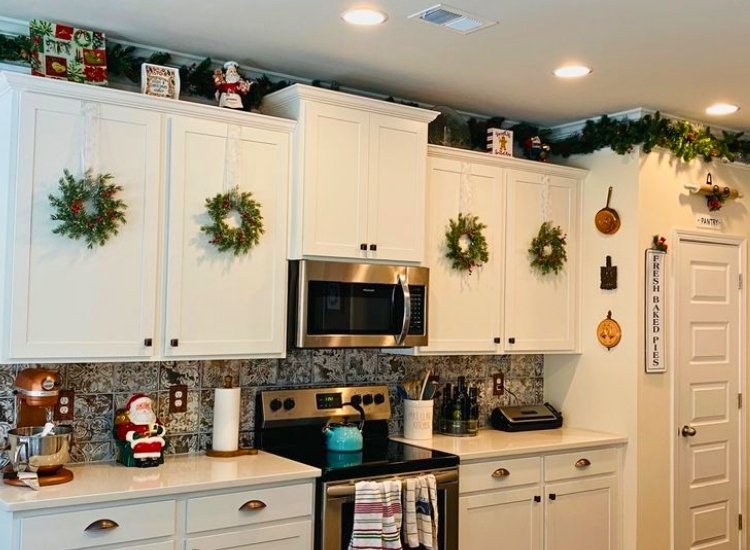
[288,260,429,348]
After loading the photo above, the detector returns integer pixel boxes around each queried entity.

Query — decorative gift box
[29,19,108,85]
[487,128,513,157]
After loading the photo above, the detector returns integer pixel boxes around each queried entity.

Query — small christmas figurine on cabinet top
[114,394,167,468]
[213,61,253,109]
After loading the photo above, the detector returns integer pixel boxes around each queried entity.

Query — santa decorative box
[114,394,168,468]
[29,19,108,85]
[487,128,513,157]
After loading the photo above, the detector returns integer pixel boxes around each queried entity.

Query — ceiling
[2,0,749,130]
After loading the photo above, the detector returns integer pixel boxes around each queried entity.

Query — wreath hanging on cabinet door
[201,186,264,256]
[528,221,567,275]
[48,169,127,249]
[444,212,489,274]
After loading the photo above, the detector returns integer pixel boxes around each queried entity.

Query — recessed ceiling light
[553,65,593,79]
[342,8,388,26]
[706,103,740,115]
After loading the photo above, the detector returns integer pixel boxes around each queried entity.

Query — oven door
[320,469,458,550]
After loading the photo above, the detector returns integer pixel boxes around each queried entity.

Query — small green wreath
[48,169,127,249]
[445,213,489,274]
[201,187,264,256]
[528,221,567,275]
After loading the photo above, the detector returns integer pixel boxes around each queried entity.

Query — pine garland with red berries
[48,169,127,249]
[201,187,264,256]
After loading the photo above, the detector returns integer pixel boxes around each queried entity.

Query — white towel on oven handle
[402,474,439,550]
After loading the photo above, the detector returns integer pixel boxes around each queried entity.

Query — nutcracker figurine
[213,61,253,109]
[114,394,167,467]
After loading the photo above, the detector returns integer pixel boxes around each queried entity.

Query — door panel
[676,239,741,550]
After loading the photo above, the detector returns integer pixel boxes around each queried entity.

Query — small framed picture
[141,63,180,99]
[487,128,513,157]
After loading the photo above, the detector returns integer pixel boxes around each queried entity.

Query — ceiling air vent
[409,4,497,34]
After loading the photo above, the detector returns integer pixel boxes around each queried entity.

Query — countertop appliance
[288,260,429,348]
[257,385,458,550]
[491,403,564,432]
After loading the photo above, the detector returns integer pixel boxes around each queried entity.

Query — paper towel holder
[206,374,259,458]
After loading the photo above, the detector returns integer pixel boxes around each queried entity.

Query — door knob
[681,425,697,437]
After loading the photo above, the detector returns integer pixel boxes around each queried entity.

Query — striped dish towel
[402,474,439,549]
[348,479,403,550]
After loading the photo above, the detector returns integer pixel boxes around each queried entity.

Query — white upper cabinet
[3,92,161,361]
[504,169,580,353]
[263,84,436,263]
[164,117,290,358]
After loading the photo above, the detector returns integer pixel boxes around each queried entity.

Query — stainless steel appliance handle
[396,274,411,345]
[326,469,458,497]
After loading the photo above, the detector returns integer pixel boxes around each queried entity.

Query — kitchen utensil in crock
[322,402,366,452]
[595,187,621,234]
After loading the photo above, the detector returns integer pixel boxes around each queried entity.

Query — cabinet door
[544,476,618,550]
[366,114,427,262]
[165,117,289,357]
[459,487,542,550]
[504,170,579,352]
[421,157,502,354]
[300,102,369,259]
[186,520,312,550]
[8,93,161,360]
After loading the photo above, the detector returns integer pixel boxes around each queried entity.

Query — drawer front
[20,500,176,550]
[544,447,618,482]
[187,520,312,550]
[460,456,541,494]
[186,483,314,534]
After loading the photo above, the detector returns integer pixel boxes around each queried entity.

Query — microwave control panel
[408,285,426,335]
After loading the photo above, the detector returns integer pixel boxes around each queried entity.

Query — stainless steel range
[256,385,458,550]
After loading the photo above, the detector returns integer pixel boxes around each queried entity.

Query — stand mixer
[4,368,74,488]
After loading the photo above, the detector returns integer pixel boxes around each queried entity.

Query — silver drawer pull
[84,519,119,532]
[491,468,511,478]
[239,499,267,512]
[575,458,591,468]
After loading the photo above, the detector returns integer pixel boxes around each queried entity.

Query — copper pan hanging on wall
[595,186,621,234]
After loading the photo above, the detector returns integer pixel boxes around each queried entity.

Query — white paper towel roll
[212,387,240,452]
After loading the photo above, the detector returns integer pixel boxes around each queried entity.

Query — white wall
[545,148,641,550]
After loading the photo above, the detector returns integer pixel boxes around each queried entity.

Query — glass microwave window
[307,281,404,335]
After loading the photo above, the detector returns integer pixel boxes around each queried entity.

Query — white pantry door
[675,237,743,550]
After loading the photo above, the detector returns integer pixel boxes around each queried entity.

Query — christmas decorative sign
[201,187,264,256]
[29,19,107,85]
[528,221,567,275]
[444,213,489,274]
[645,248,666,373]
[141,63,180,99]
[48,170,127,249]
[487,128,513,157]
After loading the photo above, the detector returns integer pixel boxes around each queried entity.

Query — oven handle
[396,274,411,346]
[325,469,458,498]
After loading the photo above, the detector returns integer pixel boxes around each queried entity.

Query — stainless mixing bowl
[8,425,73,474]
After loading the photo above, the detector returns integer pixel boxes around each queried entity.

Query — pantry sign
[645,249,666,373]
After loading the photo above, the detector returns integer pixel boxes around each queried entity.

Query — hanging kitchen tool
[595,187,621,234]
[600,256,618,290]
[597,310,622,350]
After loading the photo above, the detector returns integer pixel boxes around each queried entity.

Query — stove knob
[270,398,282,412]
[374,393,385,405]
[283,398,296,411]
[363,394,374,406]
[350,394,362,407]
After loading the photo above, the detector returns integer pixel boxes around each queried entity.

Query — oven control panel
[260,385,391,425]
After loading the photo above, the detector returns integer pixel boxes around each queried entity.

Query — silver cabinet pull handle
[491,467,511,478]
[575,458,591,468]
[239,499,267,512]
[85,519,119,532]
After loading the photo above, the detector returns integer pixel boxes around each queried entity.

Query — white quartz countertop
[392,427,627,462]
[0,451,320,512]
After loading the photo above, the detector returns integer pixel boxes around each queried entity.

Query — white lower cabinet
[185,521,312,550]
[458,448,620,550]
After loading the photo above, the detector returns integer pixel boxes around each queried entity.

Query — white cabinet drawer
[186,520,312,550]
[544,447,618,482]
[460,456,541,494]
[20,500,176,550]
[186,483,313,534]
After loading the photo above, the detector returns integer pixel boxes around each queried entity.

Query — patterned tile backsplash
[0,351,542,464]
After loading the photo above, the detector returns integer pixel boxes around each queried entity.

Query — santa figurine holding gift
[213,61,253,109]
[114,394,167,468]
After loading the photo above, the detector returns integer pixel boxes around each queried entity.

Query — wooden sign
[645,249,666,373]
[600,255,617,290]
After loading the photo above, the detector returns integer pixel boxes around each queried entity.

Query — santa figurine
[213,61,253,109]
[114,394,167,468]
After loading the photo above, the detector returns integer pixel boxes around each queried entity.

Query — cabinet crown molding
[0,71,297,133]
[263,83,439,124]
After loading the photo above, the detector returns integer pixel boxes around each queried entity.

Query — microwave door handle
[397,274,411,345]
